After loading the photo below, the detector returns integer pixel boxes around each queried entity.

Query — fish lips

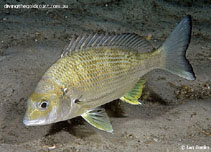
[23,108,58,126]
[23,116,46,126]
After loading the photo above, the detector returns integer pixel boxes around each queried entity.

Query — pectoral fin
[81,107,113,133]
[120,79,146,105]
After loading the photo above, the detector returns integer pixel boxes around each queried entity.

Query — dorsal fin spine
[62,33,154,57]
[79,35,88,49]
[128,38,140,49]
[71,36,81,51]
[109,35,118,46]
[77,35,88,50]
[87,34,98,47]
[94,35,102,46]
[97,34,108,46]
[117,34,127,46]
[102,35,113,46]
[92,35,102,47]
[122,34,133,46]
[114,35,122,45]
[83,35,93,48]
[90,34,99,47]
[126,35,138,46]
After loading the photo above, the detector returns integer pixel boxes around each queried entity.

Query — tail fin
[159,16,195,80]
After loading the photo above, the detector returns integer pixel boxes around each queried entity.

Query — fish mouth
[23,116,46,126]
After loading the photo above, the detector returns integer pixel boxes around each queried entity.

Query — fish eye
[38,100,49,110]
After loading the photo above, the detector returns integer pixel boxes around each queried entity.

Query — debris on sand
[175,82,211,100]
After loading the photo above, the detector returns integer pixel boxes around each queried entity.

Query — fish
[23,16,195,133]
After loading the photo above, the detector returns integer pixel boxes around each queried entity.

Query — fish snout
[23,116,31,126]
[23,115,34,126]
[23,115,45,126]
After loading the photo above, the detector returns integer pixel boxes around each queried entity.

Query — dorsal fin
[61,33,154,57]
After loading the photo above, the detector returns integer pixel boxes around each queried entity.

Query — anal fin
[120,79,146,105]
[81,107,113,133]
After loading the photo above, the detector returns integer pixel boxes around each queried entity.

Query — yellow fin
[81,107,113,133]
[120,79,146,105]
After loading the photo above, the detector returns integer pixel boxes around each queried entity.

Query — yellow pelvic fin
[81,107,113,133]
[120,79,146,105]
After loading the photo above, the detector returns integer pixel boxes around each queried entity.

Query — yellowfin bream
[23,16,195,133]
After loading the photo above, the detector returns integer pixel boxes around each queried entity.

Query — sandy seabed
[0,0,210,152]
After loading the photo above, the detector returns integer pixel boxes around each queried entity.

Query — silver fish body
[23,16,195,132]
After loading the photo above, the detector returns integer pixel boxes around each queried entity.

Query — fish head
[23,92,61,126]
[23,79,72,126]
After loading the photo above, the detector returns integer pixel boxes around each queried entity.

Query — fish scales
[47,47,141,100]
